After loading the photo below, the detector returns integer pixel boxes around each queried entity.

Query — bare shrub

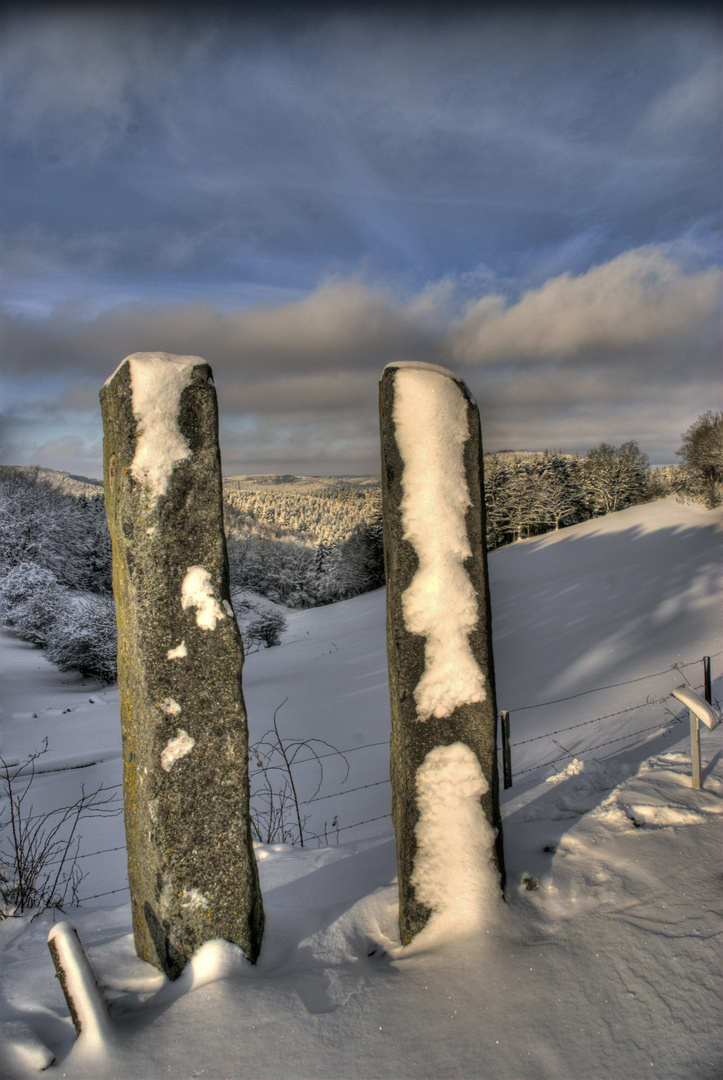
[250,700,349,847]
[0,741,121,917]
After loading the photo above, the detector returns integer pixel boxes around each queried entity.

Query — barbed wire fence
[8,652,718,907]
[499,652,720,786]
[91,653,723,890]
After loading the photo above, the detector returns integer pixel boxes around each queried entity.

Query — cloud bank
[1,244,719,476]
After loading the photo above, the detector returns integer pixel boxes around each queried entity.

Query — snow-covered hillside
[1,496,721,1079]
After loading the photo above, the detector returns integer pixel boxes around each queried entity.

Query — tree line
[483,441,657,549]
[1,412,720,682]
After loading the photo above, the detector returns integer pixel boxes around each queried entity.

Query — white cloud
[448,247,721,366]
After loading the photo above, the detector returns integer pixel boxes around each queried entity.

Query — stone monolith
[100,353,263,978]
[380,361,504,944]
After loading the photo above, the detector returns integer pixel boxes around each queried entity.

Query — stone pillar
[379,361,504,944]
[100,353,263,978]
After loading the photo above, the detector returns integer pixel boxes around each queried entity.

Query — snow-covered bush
[244,609,287,650]
[0,562,65,647]
[44,594,118,683]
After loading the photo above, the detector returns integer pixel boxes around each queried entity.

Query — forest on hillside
[1,412,720,684]
[220,444,673,608]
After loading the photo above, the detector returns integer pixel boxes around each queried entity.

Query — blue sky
[1,1,720,478]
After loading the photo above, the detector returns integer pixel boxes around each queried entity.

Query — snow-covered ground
[1,496,721,1079]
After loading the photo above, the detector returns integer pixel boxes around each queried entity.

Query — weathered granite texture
[379,362,504,944]
[100,354,263,978]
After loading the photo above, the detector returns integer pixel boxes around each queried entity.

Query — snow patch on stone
[167,640,187,660]
[180,888,210,911]
[392,364,485,720]
[161,729,196,771]
[160,697,181,716]
[120,352,205,500]
[385,359,473,384]
[410,742,499,942]
[181,566,226,630]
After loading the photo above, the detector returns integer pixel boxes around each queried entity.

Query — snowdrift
[0,496,721,1079]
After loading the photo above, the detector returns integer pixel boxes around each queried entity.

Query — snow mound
[0,1021,54,1077]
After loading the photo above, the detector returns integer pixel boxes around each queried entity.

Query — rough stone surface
[100,354,263,978]
[379,362,504,944]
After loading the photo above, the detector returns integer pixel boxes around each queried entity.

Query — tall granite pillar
[100,352,263,978]
[380,361,504,944]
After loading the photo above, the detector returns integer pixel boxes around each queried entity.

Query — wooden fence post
[690,712,702,789]
[672,684,721,790]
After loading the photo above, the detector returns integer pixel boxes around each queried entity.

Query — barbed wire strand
[511,715,684,778]
[335,813,392,834]
[249,739,389,779]
[76,885,130,904]
[304,778,390,804]
[507,654,717,714]
[508,693,673,747]
[6,793,123,826]
[41,843,127,869]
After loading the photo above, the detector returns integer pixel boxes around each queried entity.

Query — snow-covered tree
[581,441,650,515]
[0,470,112,593]
[676,411,723,508]
[533,453,587,531]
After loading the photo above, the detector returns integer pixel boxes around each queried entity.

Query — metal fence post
[500,711,512,789]
[703,656,711,704]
